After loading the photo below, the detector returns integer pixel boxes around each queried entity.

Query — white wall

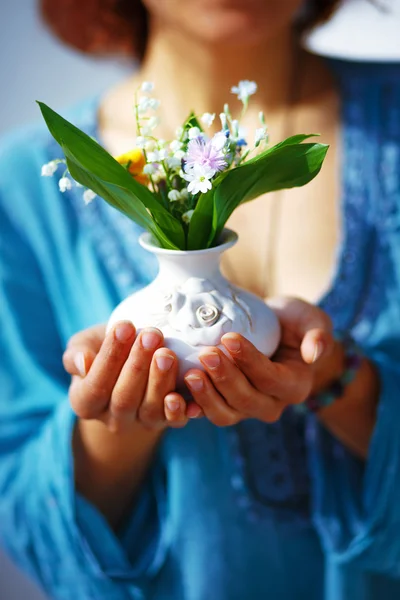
[0,1,130,598]
[0,0,131,135]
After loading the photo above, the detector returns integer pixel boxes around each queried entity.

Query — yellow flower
[116,148,148,184]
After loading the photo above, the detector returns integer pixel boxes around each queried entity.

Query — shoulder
[0,96,99,261]
[0,96,98,194]
[0,97,98,228]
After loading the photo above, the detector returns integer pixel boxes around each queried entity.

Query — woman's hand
[63,321,202,432]
[182,298,337,426]
[63,321,203,528]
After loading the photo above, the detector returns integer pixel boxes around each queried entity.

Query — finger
[184,369,240,427]
[63,322,115,377]
[67,323,107,352]
[108,328,165,428]
[267,297,334,361]
[186,402,204,420]
[198,347,281,420]
[72,322,136,418]
[300,327,334,365]
[137,346,178,428]
[164,393,189,428]
[221,333,310,405]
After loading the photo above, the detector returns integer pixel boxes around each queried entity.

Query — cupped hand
[182,297,336,426]
[63,321,203,433]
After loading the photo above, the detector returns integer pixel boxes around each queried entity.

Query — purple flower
[185,134,227,176]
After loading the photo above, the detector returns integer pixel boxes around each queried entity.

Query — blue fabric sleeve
[0,174,168,597]
[308,329,400,578]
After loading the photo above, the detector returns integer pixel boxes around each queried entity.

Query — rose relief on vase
[107,229,280,386]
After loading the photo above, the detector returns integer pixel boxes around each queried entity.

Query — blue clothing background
[0,59,400,600]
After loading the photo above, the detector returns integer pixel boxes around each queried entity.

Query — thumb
[63,323,109,377]
[267,297,334,364]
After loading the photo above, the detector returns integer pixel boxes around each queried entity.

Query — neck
[139,22,297,130]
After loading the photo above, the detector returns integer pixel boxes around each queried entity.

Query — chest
[222,99,340,303]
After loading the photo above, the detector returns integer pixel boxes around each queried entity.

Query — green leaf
[186,170,230,250]
[37,102,185,249]
[186,189,214,250]
[67,160,178,249]
[209,140,329,245]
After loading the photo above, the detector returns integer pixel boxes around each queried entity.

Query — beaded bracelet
[304,336,364,413]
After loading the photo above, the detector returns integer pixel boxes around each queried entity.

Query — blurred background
[0,0,399,598]
[0,0,131,136]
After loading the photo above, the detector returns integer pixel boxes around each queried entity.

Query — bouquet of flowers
[39,80,328,251]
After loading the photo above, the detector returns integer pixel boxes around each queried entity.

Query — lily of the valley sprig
[39,80,328,251]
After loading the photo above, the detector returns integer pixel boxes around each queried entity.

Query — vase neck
[155,252,225,287]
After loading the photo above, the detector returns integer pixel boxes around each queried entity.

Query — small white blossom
[182,209,194,224]
[201,112,215,127]
[175,126,184,139]
[188,126,201,140]
[259,111,266,125]
[141,81,154,92]
[255,127,268,146]
[212,131,228,151]
[168,190,181,202]
[157,138,166,148]
[231,119,239,139]
[142,117,160,136]
[183,164,214,195]
[59,177,72,193]
[143,163,158,175]
[146,151,158,162]
[148,98,160,110]
[180,187,188,200]
[83,189,96,204]
[170,140,183,153]
[136,136,146,148]
[231,80,258,102]
[144,139,156,152]
[137,96,150,115]
[174,150,186,160]
[41,161,58,177]
[147,149,168,162]
[166,156,182,169]
[219,113,228,130]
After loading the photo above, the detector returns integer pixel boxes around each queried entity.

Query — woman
[0,1,399,598]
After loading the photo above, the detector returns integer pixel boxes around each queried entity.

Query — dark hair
[40,0,340,61]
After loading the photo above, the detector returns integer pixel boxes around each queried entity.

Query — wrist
[74,418,163,489]
[307,336,363,413]
[311,339,346,395]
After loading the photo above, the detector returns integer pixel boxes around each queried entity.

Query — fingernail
[200,352,220,369]
[141,328,162,350]
[185,375,204,392]
[186,403,203,419]
[115,322,134,343]
[165,398,180,412]
[74,352,86,377]
[155,354,174,372]
[222,335,241,353]
[312,341,324,363]
[187,404,202,419]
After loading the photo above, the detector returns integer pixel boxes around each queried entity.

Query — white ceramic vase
[108,229,280,386]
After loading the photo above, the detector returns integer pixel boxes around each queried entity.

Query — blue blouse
[1,59,400,600]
